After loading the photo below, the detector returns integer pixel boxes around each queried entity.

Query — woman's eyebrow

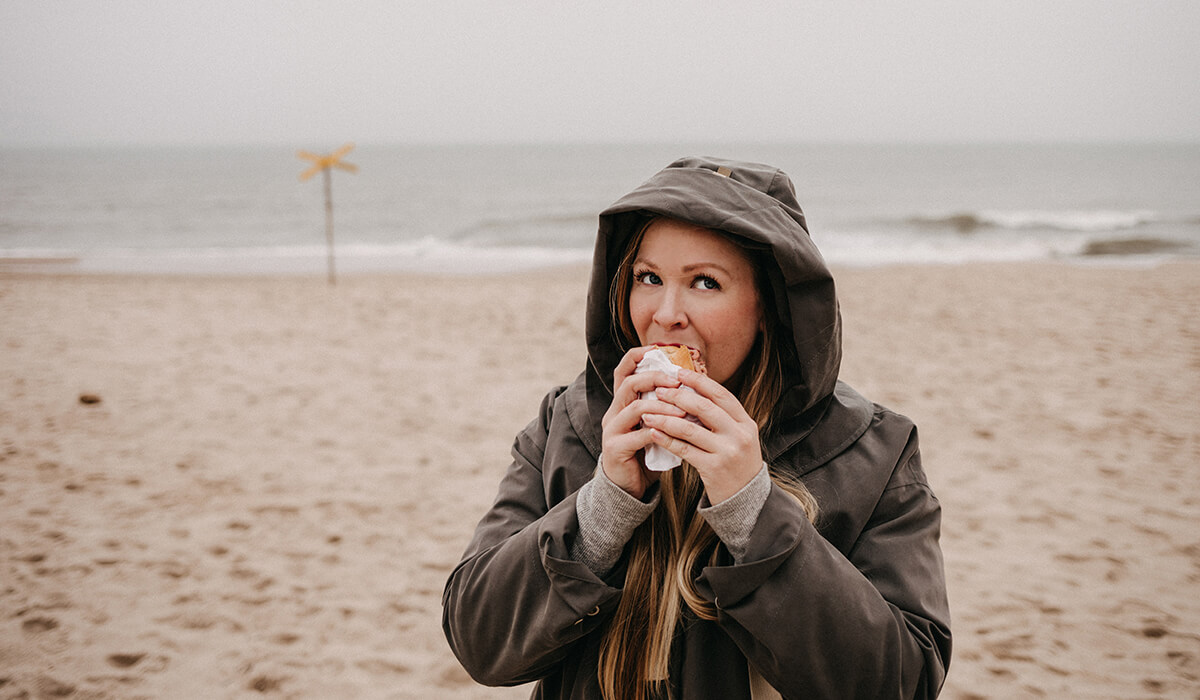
[681,262,734,276]
[633,259,734,280]
[633,258,735,277]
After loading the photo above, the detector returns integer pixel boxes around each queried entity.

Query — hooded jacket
[442,157,951,699]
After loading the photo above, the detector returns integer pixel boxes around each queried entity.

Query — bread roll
[653,344,706,374]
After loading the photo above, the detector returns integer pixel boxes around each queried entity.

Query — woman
[442,157,951,699]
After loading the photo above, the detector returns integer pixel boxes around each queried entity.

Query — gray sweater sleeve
[697,463,772,564]
[572,459,659,576]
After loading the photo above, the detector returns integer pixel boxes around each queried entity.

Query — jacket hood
[586,155,841,408]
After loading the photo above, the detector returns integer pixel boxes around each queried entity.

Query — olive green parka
[443,157,951,699]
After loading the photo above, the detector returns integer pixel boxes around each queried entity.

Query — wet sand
[1,262,1197,698]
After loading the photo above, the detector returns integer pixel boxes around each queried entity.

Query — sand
[1,262,1197,699]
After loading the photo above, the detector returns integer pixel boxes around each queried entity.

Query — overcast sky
[2,1,1197,146]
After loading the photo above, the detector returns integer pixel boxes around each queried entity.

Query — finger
[674,370,754,423]
[647,425,708,465]
[612,346,653,385]
[608,350,647,408]
[676,368,736,403]
[614,353,680,395]
[603,396,643,433]
[643,413,719,455]
[612,371,694,418]
[606,393,689,440]
[618,396,689,430]
[651,386,738,434]
[622,369,682,394]
[612,371,682,415]
[606,426,658,459]
[606,367,661,423]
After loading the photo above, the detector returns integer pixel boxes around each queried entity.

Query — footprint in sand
[248,675,287,693]
[34,676,76,697]
[1166,650,1198,683]
[355,658,411,675]
[104,653,169,672]
[21,616,59,633]
[106,653,146,668]
[983,632,1036,663]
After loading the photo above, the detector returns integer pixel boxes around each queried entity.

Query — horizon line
[4,137,1200,150]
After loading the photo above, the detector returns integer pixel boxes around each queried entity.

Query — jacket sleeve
[695,423,952,699]
[441,389,623,687]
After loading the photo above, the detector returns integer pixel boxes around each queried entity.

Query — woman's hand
[600,346,688,499]
[639,369,762,504]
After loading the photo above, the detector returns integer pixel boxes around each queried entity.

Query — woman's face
[628,218,763,385]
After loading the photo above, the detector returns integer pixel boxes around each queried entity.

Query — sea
[2,142,1198,275]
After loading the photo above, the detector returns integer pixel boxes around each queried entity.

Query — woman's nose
[651,288,688,329]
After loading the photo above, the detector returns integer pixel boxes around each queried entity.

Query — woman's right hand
[600,346,687,499]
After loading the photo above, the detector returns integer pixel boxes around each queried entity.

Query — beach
[1,262,1197,699]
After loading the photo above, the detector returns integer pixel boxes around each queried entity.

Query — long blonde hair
[599,217,819,700]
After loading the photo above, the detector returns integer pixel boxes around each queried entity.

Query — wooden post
[323,167,336,285]
[297,143,357,286]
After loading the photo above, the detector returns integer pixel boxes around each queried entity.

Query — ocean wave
[5,227,1196,276]
[1079,237,1195,257]
[906,210,1160,233]
[812,227,1198,267]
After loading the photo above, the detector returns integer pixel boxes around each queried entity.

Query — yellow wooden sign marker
[298,143,357,285]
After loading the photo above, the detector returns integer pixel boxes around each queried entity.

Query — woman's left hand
[640,369,762,504]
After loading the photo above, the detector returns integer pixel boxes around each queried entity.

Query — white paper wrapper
[635,348,697,471]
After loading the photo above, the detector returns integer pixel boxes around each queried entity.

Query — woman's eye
[635,271,662,285]
[693,276,720,290]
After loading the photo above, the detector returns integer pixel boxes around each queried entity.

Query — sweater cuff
[572,458,659,576]
[698,463,772,564]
